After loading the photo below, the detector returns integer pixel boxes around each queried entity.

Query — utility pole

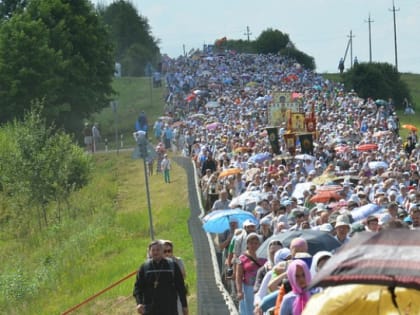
[365,13,374,63]
[244,25,252,42]
[348,30,355,68]
[389,0,399,71]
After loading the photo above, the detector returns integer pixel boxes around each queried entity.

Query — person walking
[162,240,187,315]
[92,123,101,153]
[133,240,188,315]
[161,154,171,183]
[83,122,93,152]
[236,232,266,315]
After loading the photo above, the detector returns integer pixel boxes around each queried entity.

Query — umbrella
[248,152,271,164]
[334,145,350,154]
[309,191,341,203]
[230,191,268,209]
[350,203,383,222]
[292,182,314,200]
[331,175,360,185]
[302,284,420,315]
[375,99,388,106]
[295,154,316,161]
[316,185,342,192]
[357,143,378,151]
[368,161,389,170]
[380,171,402,179]
[205,101,220,109]
[329,200,348,211]
[158,116,172,122]
[171,121,186,128]
[185,93,196,102]
[206,122,220,130]
[402,124,418,132]
[202,208,258,233]
[189,113,206,119]
[312,174,336,185]
[311,230,420,289]
[233,146,252,153]
[256,230,342,258]
[218,168,242,179]
[291,92,303,99]
[373,130,393,138]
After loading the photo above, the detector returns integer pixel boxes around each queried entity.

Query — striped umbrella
[310,229,420,290]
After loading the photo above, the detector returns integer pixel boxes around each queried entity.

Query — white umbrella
[205,101,220,109]
[368,161,388,170]
[230,191,268,209]
[295,154,316,161]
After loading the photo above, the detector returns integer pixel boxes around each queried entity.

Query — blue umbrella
[202,209,258,233]
[248,152,271,164]
[351,203,383,222]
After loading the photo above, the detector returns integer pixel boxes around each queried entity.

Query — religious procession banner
[266,127,280,154]
[268,92,303,127]
[299,133,314,155]
[291,113,306,133]
[283,133,296,156]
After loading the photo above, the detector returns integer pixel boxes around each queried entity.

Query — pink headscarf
[286,259,311,315]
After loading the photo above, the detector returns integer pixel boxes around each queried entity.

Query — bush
[343,62,411,107]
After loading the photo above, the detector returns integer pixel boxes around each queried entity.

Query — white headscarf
[310,250,332,277]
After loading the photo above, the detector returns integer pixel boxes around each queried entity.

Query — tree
[0,0,115,134]
[100,0,160,76]
[343,62,411,107]
[280,47,316,70]
[0,105,92,233]
[255,28,290,54]
[0,0,27,19]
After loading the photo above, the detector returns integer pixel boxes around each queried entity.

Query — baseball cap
[243,219,257,228]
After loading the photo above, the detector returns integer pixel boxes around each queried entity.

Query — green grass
[0,76,196,314]
[92,77,167,149]
[0,151,194,315]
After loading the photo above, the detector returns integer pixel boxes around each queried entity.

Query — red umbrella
[310,191,341,203]
[357,143,378,152]
[185,93,196,102]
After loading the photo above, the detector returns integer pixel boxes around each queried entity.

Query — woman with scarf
[279,259,312,315]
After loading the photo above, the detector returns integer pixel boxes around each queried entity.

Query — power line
[364,13,374,63]
[347,30,355,68]
[244,25,252,42]
[389,0,400,71]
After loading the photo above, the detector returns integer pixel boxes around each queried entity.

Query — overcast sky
[92,0,420,74]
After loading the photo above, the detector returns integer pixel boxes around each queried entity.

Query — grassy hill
[0,79,196,314]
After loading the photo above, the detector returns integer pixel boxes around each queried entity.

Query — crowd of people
[135,50,419,314]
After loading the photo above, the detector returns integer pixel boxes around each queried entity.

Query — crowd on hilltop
[151,51,420,315]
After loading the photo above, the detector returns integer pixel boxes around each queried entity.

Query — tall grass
[0,151,194,315]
